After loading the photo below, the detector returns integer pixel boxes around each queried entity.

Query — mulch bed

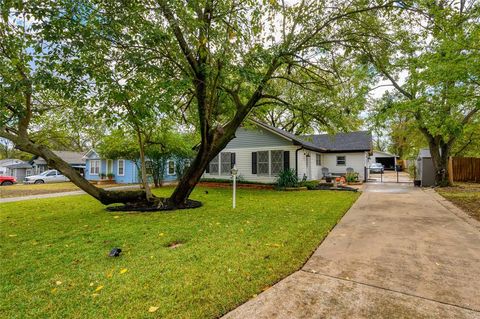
[198,182,274,190]
[106,197,202,212]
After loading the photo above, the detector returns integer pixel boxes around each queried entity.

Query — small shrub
[276,169,299,188]
[300,180,320,190]
[107,173,115,180]
[346,172,359,183]
[99,173,106,179]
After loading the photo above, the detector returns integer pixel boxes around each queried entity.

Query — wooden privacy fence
[449,157,480,182]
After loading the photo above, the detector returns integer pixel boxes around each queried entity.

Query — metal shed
[416,148,435,187]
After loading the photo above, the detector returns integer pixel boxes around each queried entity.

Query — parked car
[369,163,384,174]
[0,175,17,186]
[24,170,69,184]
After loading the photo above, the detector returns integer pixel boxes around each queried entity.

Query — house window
[336,156,346,166]
[316,154,321,166]
[117,159,125,176]
[209,155,219,174]
[221,152,232,175]
[90,160,100,175]
[257,151,269,175]
[271,150,283,175]
[167,160,175,175]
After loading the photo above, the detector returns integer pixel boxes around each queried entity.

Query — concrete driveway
[224,182,480,318]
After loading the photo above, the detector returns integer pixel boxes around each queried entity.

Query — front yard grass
[0,187,359,318]
[436,182,480,221]
[0,182,117,198]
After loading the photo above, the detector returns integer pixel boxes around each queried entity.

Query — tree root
[106,197,202,212]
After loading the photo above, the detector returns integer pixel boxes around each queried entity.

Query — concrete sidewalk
[224,183,480,318]
[0,185,140,203]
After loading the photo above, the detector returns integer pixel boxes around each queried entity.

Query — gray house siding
[226,127,292,149]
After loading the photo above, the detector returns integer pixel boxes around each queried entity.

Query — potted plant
[99,173,106,180]
[107,173,115,181]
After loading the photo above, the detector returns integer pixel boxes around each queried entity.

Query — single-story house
[83,150,182,184]
[30,151,86,175]
[203,120,373,183]
[0,158,24,176]
[370,150,399,170]
[4,162,33,181]
[416,148,435,187]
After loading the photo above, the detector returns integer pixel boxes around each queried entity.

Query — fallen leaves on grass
[120,268,128,274]
[94,285,104,292]
[148,306,159,313]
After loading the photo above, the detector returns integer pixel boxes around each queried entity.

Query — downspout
[295,147,304,178]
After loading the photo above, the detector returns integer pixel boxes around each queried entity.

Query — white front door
[306,155,311,180]
[107,160,113,174]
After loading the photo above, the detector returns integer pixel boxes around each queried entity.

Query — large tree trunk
[427,139,453,187]
[169,126,237,206]
[136,130,153,201]
[3,132,147,205]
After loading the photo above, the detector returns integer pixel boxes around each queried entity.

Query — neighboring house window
[336,156,346,166]
[316,154,321,166]
[117,159,125,176]
[220,152,231,175]
[270,150,283,175]
[257,151,269,175]
[209,155,219,174]
[90,160,100,175]
[167,160,175,175]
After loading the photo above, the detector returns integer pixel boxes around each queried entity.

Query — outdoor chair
[346,167,354,174]
[321,167,331,179]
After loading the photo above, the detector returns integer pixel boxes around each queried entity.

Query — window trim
[316,154,321,166]
[90,160,100,176]
[336,155,346,166]
[167,160,176,175]
[117,159,125,176]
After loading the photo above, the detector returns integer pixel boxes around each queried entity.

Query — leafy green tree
[1,0,393,208]
[365,1,480,185]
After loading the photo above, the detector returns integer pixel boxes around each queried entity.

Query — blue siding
[84,150,182,184]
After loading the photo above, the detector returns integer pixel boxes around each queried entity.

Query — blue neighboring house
[83,150,180,184]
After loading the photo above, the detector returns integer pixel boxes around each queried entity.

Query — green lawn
[0,187,359,318]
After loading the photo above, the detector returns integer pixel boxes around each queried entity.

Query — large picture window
[209,155,219,174]
[257,151,269,175]
[336,156,346,166]
[90,160,100,175]
[271,150,283,175]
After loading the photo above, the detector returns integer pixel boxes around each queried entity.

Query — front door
[107,160,113,175]
[306,155,311,180]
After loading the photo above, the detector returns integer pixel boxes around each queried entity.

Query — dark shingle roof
[32,151,86,165]
[302,131,372,152]
[249,119,372,152]
[5,162,33,169]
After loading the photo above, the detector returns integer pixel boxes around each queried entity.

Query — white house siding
[322,152,368,180]
[203,145,300,183]
[202,126,370,183]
